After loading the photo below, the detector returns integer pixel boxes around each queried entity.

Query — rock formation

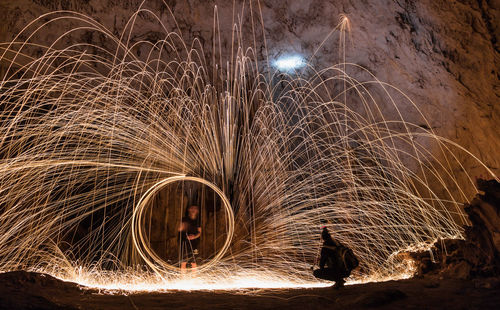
[411,179,500,281]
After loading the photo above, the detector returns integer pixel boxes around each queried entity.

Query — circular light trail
[132,176,235,276]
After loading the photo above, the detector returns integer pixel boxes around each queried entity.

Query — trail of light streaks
[0,2,496,291]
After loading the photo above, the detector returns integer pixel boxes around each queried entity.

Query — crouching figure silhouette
[313,226,359,288]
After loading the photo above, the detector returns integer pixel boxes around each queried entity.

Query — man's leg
[189,244,198,270]
[334,277,345,289]
[313,268,336,281]
[180,242,188,273]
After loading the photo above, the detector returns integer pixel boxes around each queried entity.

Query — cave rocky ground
[0,271,498,310]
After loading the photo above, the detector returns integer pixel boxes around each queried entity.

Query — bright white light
[272,54,306,72]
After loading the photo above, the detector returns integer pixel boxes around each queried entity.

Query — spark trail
[0,3,496,291]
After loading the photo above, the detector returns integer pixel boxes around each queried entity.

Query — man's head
[321,226,335,245]
[320,219,331,229]
[187,205,199,219]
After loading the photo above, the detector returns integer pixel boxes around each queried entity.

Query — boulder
[410,179,500,279]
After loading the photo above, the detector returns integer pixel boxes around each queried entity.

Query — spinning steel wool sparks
[0,3,497,291]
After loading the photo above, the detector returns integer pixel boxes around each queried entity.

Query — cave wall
[0,0,498,198]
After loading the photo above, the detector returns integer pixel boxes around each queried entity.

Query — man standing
[179,205,201,271]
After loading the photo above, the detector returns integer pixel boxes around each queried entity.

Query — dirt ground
[0,271,499,310]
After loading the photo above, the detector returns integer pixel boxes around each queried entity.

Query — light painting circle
[132,175,234,275]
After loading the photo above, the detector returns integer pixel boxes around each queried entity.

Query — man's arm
[319,248,327,269]
[188,227,202,240]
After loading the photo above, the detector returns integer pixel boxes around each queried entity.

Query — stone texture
[353,288,407,307]
[0,0,497,200]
